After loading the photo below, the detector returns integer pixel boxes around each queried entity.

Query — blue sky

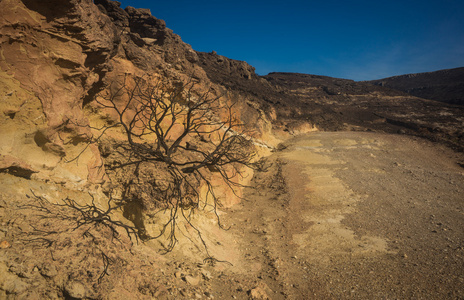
[117,0,464,81]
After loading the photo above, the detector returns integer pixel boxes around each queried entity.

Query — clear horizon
[116,0,464,81]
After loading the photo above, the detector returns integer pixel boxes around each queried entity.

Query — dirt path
[211,131,464,299]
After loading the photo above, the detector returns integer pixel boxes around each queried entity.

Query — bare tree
[91,74,262,257]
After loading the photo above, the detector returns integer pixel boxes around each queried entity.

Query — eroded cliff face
[0,0,277,298]
[0,0,119,186]
[0,0,275,189]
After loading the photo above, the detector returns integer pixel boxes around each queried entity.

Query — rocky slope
[261,72,464,153]
[0,0,275,298]
[368,67,464,105]
[0,0,276,187]
[196,57,464,152]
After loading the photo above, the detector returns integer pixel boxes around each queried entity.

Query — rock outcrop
[0,0,274,189]
[0,0,119,186]
[1,1,274,298]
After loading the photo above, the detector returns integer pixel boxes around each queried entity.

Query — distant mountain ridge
[196,50,464,151]
[367,67,464,105]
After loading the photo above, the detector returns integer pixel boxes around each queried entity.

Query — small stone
[201,270,212,280]
[142,37,157,45]
[64,281,86,299]
[3,277,29,294]
[204,291,212,298]
[0,240,11,249]
[248,286,269,300]
[195,293,202,299]
[40,264,58,278]
[184,275,201,286]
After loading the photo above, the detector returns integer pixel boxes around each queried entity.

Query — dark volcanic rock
[95,0,130,28]
[96,0,201,72]
[198,51,258,81]
[124,6,167,44]
[197,47,464,151]
[367,67,464,105]
[263,72,464,151]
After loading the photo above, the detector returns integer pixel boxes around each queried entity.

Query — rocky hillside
[261,72,464,152]
[0,0,276,191]
[196,54,464,152]
[367,67,464,105]
[0,0,276,298]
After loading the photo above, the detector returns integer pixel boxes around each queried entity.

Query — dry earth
[1,131,464,299]
[205,131,464,299]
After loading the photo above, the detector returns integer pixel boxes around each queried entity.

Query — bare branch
[78,74,262,259]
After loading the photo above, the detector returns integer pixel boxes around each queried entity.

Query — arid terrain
[212,132,464,299]
[1,0,463,299]
[2,131,463,299]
